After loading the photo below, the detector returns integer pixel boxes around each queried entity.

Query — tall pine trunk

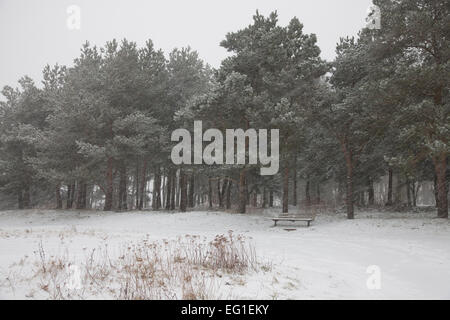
[104,157,114,211]
[344,151,354,219]
[219,178,228,208]
[208,177,213,208]
[282,166,289,213]
[262,187,267,208]
[245,181,250,206]
[18,190,24,209]
[367,177,374,206]
[152,166,161,210]
[135,161,139,209]
[305,179,311,206]
[179,169,187,212]
[76,181,87,209]
[83,184,88,208]
[316,183,321,204]
[269,190,273,207]
[170,170,176,210]
[406,177,412,207]
[67,182,75,209]
[66,184,72,209]
[386,168,393,206]
[118,164,127,211]
[23,185,31,209]
[434,153,448,218]
[162,174,166,207]
[253,189,258,207]
[138,159,147,210]
[175,169,180,208]
[188,173,195,208]
[165,169,172,210]
[238,169,246,213]
[226,180,232,209]
[433,87,448,218]
[412,181,418,207]
[292,165,297,206]
[216,179,221,207]
[55,184,62,209]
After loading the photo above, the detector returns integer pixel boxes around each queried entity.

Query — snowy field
[0,208,449,299]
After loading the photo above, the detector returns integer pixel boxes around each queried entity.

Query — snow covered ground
[0,207,449,299]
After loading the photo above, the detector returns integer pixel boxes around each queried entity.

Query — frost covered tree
[372,0,449,217]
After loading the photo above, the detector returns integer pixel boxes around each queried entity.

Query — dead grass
[25,231,270,299]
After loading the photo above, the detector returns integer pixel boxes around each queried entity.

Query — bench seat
[271,216,314,227]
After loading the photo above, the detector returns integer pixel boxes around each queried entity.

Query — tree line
[0,0,448,218]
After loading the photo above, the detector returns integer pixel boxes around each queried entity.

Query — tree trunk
[433,86,448,218]
[434,153,448,218]
[316,183,321,204]
[66,183,75,209]
[305,179,311,206]
[175,169,180,208]
[165,169,173,210]
[55,184,62,209]
[217,178,222,207]
[152,166,161,210]
[70,183,75,207]
[282,166,289,213]
[135,161,139,209]
[269,190,273,207]
[138,159,147,210]
[188,173,195,208]
[262,187,267,208]
[66,184,72,209]
[208,177,213,208]
[170,170,176,210]
[82,183,87,208]
[18,190,24,209]
[367,177,374,206]
[386,168,393,206]
[223,178,230,205]
[238,169,246,213]
[412,181,418,207]
[23,185,31,209]
[219,178,228,208]
[226,180,232,209]
[406,177,411,207]
[245,181,250,206]
[252,188,258,207]
[76,181,87,209]
[104,157,114,211]
[292,165,297,206]
[162,174,166,207]
[118,164,127,211]
[83,184,88,208]
[395,173,402,205]
[179,169,187,212]
[434,173,438,207]
[344,151,354,219]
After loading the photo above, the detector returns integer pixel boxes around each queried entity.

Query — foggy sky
[0,0,373,92]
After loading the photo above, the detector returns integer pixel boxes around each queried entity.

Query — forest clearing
[0,207,449,299]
